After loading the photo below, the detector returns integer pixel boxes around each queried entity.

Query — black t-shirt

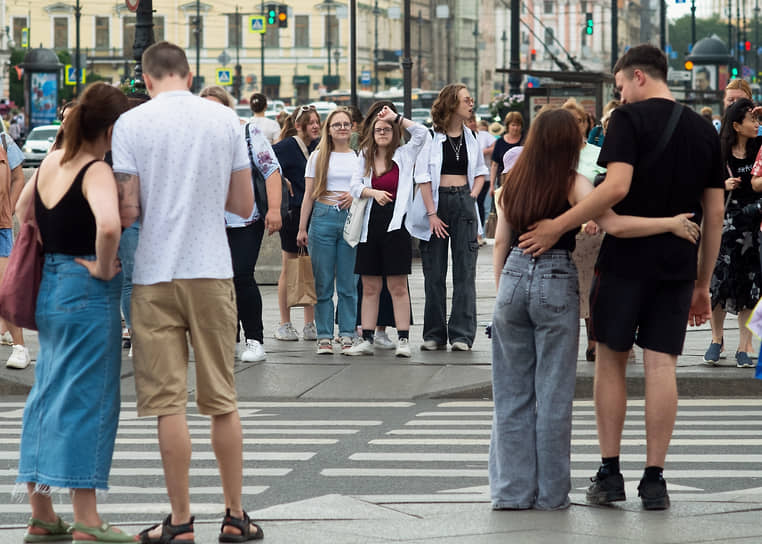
[491,135,523,166]
[596,98,724,280]
[727,154,757,206]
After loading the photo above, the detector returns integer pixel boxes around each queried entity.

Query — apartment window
[543,1,553,14]
[227,14,242,48]
[95,16,109,49]
[53,17,69,49]
[294,15,309,48]
[324,14,338,48]
[12,17,27,47]
[189,15,203,49]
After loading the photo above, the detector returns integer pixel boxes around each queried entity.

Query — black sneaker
[586,471,626,505]
[637,476,670,510]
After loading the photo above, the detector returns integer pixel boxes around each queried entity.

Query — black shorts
[355,201,412,276]
[589,270,694,355]
[279,207,302,254]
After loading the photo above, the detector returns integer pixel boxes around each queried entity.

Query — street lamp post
[132,0,155,90]
[417,11,423,88]
[316,0,344,83]
[75,0,80,96]
[373,0,380,93]
[333,48,341,80]
[501,30,507,90]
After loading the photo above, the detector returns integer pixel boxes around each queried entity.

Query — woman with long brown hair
[489,106,700,511]
[297,107,359,354]
[408,84,488,351]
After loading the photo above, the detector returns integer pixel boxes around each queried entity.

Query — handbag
[0,173,42,330]
[285,248,317,308]
[343,196,369,248]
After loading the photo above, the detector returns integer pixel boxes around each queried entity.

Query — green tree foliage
[668,14,732,69]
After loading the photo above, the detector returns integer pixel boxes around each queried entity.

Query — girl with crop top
[489,107,702,511]
[344,106,428,358]
[13,83,134,542]
[297,108,360,354]
[406,84,489,352]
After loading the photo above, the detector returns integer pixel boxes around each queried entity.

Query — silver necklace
[447,133,464,161]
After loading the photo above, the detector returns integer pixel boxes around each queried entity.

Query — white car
[22,125,59,167]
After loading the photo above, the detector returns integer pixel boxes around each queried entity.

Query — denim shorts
[0,228,12,257]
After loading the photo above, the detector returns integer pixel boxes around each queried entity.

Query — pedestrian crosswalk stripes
[0,399,758,521]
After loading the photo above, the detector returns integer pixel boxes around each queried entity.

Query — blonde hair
[725,78,752,99]
[312,108,352,199]
[561,98,586,120]
[200,86,234,108]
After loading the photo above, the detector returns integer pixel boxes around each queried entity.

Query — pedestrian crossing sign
[64,64,86,86]
[216,68,233,86]
[249,15,266,34]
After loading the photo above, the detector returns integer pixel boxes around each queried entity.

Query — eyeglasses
[374,127,393,135]
[462,97,475,105]
[330,122,352,130]
[295,105,316,122]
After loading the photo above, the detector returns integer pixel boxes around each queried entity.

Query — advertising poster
[29,72,58,128]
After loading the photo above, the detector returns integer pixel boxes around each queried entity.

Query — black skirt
[354,200,412,276]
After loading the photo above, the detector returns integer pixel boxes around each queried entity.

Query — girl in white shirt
[345,106,428,358]
[297,108,359,354]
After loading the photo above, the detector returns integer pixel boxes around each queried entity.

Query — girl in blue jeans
[489,107,702,510]
[297,108,359,354]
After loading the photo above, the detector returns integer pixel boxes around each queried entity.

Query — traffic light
[266,4,277,25]
[278,5,288,28]
[684,60,693,71]
[731,64,739,79]
[745,40,752,51]
[530,48,536,61]
[585,12,593,35]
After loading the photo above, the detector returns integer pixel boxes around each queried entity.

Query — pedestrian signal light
[267,6,277,25]
[732,66,739,78]
[746,41,752,51]
[684,60,693,70]
[278,5,288,28]
[585,12,593,35]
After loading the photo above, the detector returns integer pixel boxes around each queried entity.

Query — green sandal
[69,522,135,544]
[24,516,72,543]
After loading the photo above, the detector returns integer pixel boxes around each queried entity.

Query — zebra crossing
[0,398,759,524]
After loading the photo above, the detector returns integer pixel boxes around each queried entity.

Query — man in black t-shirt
[517,44,725,510]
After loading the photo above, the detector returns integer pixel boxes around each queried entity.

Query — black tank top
[441,137,468,176]
[511,202,577,252]
[35,159,100,255]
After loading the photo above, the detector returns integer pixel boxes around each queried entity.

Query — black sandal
[219,508,264,542]
[138,514,195,544]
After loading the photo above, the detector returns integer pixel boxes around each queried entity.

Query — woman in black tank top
[488,107,702,511]
[13,83,134,542]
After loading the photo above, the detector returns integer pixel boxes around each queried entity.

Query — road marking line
[321,468,485,477]
[115,420,382,427]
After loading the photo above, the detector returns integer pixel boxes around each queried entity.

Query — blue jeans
[488,249,579,510]
[18,254,122,489]
[118,221,139,329]
[308,202,358,339]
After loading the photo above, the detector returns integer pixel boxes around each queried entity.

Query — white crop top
[305,149,358,193]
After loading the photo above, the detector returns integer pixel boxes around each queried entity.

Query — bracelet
[427,211,437,216]
[395,114,402,124]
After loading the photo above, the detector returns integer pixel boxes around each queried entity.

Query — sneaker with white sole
[274,322,299,341]
[421,340,446,351]
[303,322,317,341]
[345,339,374,356]
[240,339,266,362]
[339,336,355,352]
[6,345,30,369]
[451,341,471,351]
[395,338,411,358]
[316,339,334,354]
[374,331,396,350]
[0,331,13,345]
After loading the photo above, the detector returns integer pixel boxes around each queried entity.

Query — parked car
[411,108,432,127]
[22,125,59,167]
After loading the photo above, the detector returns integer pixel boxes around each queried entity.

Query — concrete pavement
[1,241,760,399]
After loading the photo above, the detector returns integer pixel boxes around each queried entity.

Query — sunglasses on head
[295,105,316,122]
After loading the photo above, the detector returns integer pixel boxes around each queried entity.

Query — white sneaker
[128,345,133,358]
[345,339,374,356]
[6,345,30,369]
[0,331,13,345]
[274,322,299,341]
[240,339,266,362]
[316,338,334,355]
[395,338,412,358]
[374,331,396,350]
[451,341,471,351]
[303,322,317,341]
[339,336,355,353]
[421,340,446,351]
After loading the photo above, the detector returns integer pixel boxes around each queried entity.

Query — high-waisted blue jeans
[489,248,579,510]
[308,202,358,339]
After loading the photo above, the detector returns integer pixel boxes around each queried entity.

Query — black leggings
[227,221,265,343]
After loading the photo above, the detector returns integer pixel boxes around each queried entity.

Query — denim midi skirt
[17,254,122,490]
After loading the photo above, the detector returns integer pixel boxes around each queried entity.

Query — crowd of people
[2,38,761,541]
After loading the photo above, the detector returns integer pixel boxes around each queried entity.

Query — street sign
[668,69,691,82]
[125,0,140,12]
[64,64,85,86]
[360,70,371,85]
[217,50,231,66]
[249,16,266,34]
[216,68,232,86]
[20,28,28,48]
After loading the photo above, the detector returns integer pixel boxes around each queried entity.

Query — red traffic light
[745,41,752,51]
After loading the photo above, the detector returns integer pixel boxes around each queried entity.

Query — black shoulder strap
[640,102,683,171]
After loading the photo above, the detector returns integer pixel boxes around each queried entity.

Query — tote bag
[285,249,317,308]
[342,197,369,248]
